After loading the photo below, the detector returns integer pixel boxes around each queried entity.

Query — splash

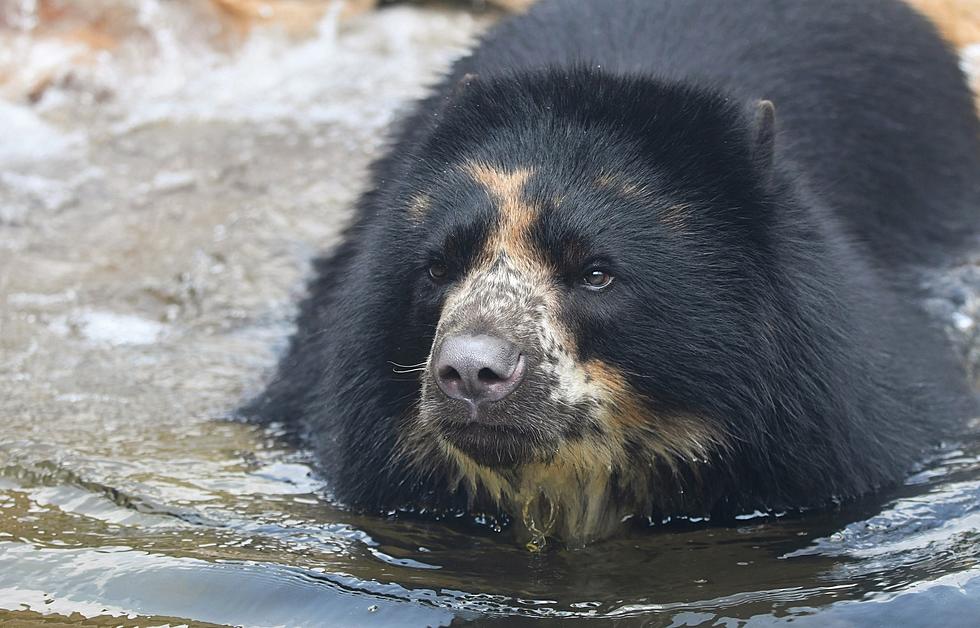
[521,490,557,552]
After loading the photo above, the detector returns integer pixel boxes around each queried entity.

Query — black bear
[247,0,980,545]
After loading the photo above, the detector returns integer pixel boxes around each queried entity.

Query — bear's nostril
[439,365,462,383]
[477,367,503,383]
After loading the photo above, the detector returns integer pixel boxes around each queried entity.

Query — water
[1,2,979,626]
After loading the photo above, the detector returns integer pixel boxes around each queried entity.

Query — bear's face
[386,75,772,539]
[405,154,728,466]
[415,162,610,471]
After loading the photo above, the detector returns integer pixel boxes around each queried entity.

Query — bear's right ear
[750,99,777,176]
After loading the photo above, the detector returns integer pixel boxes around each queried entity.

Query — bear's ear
[750,99,776,175]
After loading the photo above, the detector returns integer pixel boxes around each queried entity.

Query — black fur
[245,0,979,526]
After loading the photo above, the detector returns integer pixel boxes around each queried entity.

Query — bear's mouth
[435,418,548,468]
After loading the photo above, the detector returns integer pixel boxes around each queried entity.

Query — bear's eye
[582,269,614,290]
[428,262,449,283]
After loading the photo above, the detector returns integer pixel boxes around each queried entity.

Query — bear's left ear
[750,99,776,176]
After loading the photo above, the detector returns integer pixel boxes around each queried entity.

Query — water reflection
[1,424,978,624]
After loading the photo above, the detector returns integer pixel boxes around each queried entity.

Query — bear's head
[380,69,781,542]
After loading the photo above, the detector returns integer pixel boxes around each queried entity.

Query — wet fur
[245,0,980,544]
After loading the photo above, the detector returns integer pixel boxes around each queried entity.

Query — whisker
[388,360,428,369]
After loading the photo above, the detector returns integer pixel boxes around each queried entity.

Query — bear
[245,0,980,546]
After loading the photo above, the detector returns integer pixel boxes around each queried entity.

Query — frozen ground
[0,1,979,626]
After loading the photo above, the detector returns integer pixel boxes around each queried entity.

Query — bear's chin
[437,421,551,469]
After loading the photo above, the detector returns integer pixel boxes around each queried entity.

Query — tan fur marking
[584,360,648,428]
[595,173,694,230]
[659,203,695,230]
[595,173,649,200]
[407,193,431,224]
[585,359,729,467]
[437,434,622,544]
[465,162,539,266]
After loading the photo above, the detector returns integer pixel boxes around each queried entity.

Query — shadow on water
[1,1,979,626]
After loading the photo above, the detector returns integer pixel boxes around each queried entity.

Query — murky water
[1,2,979,626]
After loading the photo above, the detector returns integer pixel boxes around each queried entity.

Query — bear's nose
[433,334,526,405]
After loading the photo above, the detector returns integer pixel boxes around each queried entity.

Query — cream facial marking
[595,172,649,200]
[464,161,539,267]
[594,172,693,230]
